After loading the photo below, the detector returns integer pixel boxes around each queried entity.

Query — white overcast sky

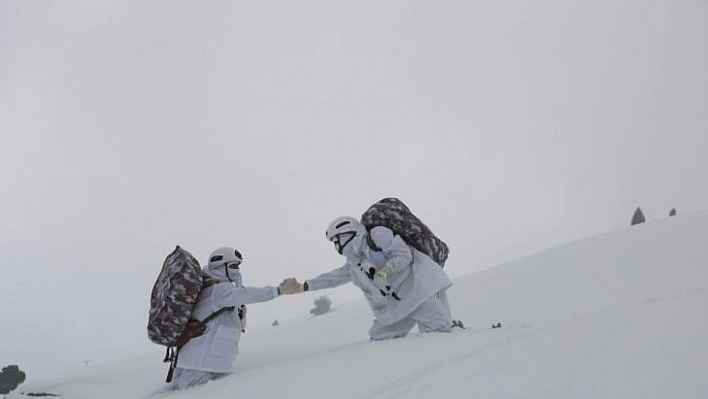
[1,0,708,379]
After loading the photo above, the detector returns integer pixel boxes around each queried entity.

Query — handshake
[278,277,307,295]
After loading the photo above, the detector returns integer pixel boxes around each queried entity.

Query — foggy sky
[2,0,707,380]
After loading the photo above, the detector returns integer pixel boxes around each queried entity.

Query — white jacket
[177,268,278,373]
[306,226,452,326]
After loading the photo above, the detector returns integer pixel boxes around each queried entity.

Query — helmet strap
[224,264,233,282]
[334,232,356,254]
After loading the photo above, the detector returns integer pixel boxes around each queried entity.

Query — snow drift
[16,211,708,398]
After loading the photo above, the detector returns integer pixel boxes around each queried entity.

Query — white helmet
[326,216,360,254]
[325,216,361,241]
[208,247,243,267]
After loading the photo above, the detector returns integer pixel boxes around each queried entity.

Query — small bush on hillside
[310,295,332,316]
[0,365,26,397]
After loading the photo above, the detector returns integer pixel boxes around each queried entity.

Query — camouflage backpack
[148,246,239,382]
[360,197,450,267]
[147,246,203,347]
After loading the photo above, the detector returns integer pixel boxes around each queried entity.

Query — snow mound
[18,211,708,399]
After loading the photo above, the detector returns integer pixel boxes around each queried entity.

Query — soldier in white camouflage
[152,247,303,393]
[285,210,454,341]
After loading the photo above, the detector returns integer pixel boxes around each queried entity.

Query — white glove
[371,265,393,294]
[358,261,399,299]
[358,259,377,279]
[279,278,305,295]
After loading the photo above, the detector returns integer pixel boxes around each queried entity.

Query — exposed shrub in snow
[0,364,26,397]
[669,208,677,217]
[310,296,332,316]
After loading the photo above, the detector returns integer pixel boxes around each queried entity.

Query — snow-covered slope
[16,211,708,398]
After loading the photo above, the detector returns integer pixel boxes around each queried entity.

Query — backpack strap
[200,305,235,325]
[165,347,177,383]
[199,281,236,324]
[366,230,382,252]
[202,277,219,289]
[164,305,235,382]
[173,306,235,348]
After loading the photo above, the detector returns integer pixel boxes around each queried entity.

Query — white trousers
[369,290,452,340]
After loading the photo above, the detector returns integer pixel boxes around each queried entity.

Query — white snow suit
[161,264,279,391]
[306,225,453,340]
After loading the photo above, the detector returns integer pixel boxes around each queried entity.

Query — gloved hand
[279,278,305,295]
[358,261,400,300]
[358,259,377,279]
[371,265,394,294]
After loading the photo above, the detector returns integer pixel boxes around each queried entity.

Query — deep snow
[12,211,708,398]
